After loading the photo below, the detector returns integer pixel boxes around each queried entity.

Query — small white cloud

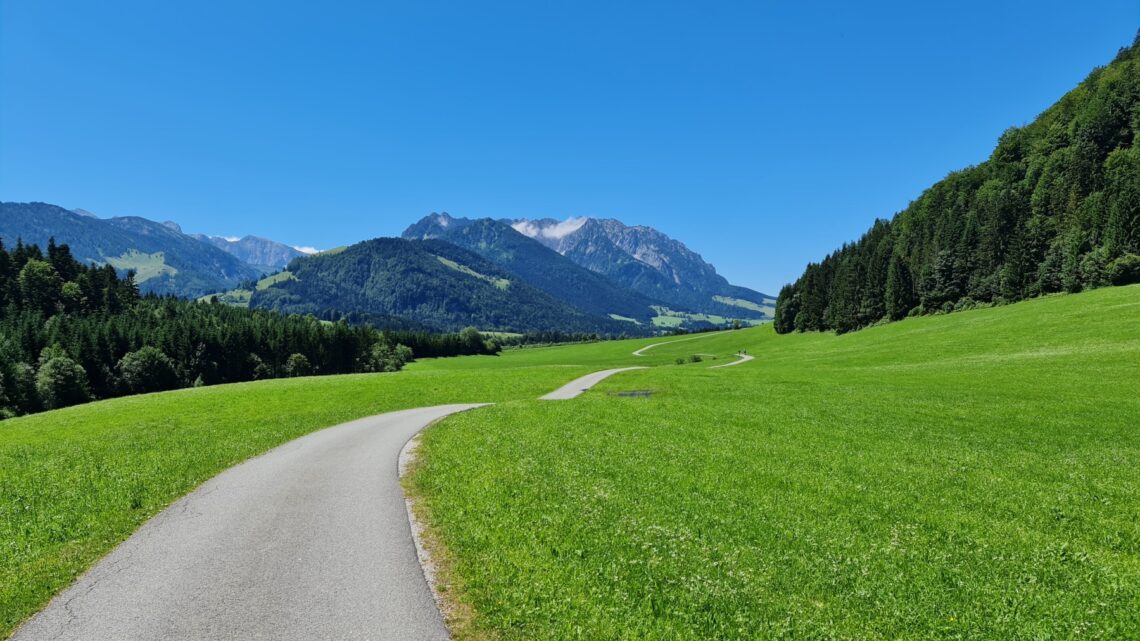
[540,216,587,239]
[293,246,320,255]
[221,236,241,242]
[511,220,539,238]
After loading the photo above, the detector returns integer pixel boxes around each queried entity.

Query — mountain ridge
[504,215,774,317]
[402,213,664,322]
[191,234,306,271]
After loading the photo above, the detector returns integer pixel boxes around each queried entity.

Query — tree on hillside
[117,347,181,395]
[18,259,62,316]
[283,353,313,377]
[36,355,91,410]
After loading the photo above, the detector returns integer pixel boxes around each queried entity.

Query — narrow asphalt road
[539,367,646,399]
[12,404,485,641]
[709,353,755,368]
[631,332,721,356]
[14,367,650,641]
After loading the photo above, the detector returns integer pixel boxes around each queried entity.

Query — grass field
[3,286,1138,639]
[104,250,177,283]
[712,294,775,317]
[255,270,297,290]
[650,305,766,328]
[436,255,512,290]
[409,285,1140,640]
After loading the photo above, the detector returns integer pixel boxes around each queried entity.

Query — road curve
[709,353,755,368]
[12,404,486,641]
[539,367,647,400]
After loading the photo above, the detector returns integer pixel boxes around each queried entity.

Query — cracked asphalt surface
[11,404,484,641]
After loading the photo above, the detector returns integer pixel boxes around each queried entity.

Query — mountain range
[191,234,309,273]
[506,216,768,315]
[0,201,771,334]
[0,203,309,298]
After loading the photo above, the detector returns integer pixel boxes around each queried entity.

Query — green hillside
[249,237,645,335]
[410,285,1140,640]
[776,36,1140,334]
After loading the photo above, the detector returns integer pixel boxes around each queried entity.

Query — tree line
[775,33,1140,334]
[0,239,498,419]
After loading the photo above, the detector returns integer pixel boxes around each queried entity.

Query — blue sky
[1,1,1136,294]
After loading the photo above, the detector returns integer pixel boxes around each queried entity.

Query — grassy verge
[409,285,1140,640]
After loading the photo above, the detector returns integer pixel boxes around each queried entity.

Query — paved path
[539,367,647,400]
[13,366,653,641]
[631,332,722,356]
[709,353,755,368]
[12,404,486,641]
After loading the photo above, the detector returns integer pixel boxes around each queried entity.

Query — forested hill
[0,240,500,419]
[0,202,262,298]
[775,33,1140,334]
[249,237,643,335]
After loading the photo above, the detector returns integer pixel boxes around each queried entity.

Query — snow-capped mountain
[506,216,772,314]
[192,234,308,271]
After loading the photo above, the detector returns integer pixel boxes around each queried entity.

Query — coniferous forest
[774,34,1140,334]
[0,239,500,419]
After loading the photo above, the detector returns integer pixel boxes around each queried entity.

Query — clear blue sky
[1,1,1136,294]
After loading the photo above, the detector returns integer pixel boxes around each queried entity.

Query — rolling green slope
[410,285,1140,640]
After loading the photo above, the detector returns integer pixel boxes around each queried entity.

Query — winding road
[12,368,649,641]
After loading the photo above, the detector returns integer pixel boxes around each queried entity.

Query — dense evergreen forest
[0,240,499,418]
[775,34,1140,334]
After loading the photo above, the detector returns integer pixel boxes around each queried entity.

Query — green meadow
[1,285,1138,639]
[410,285,1140,640]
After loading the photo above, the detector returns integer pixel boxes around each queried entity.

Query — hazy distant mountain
[192,234,306,271]
[0,202,261,297]
[506,216,774,318]
[402,213,662,322]
[250,236,642,334]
